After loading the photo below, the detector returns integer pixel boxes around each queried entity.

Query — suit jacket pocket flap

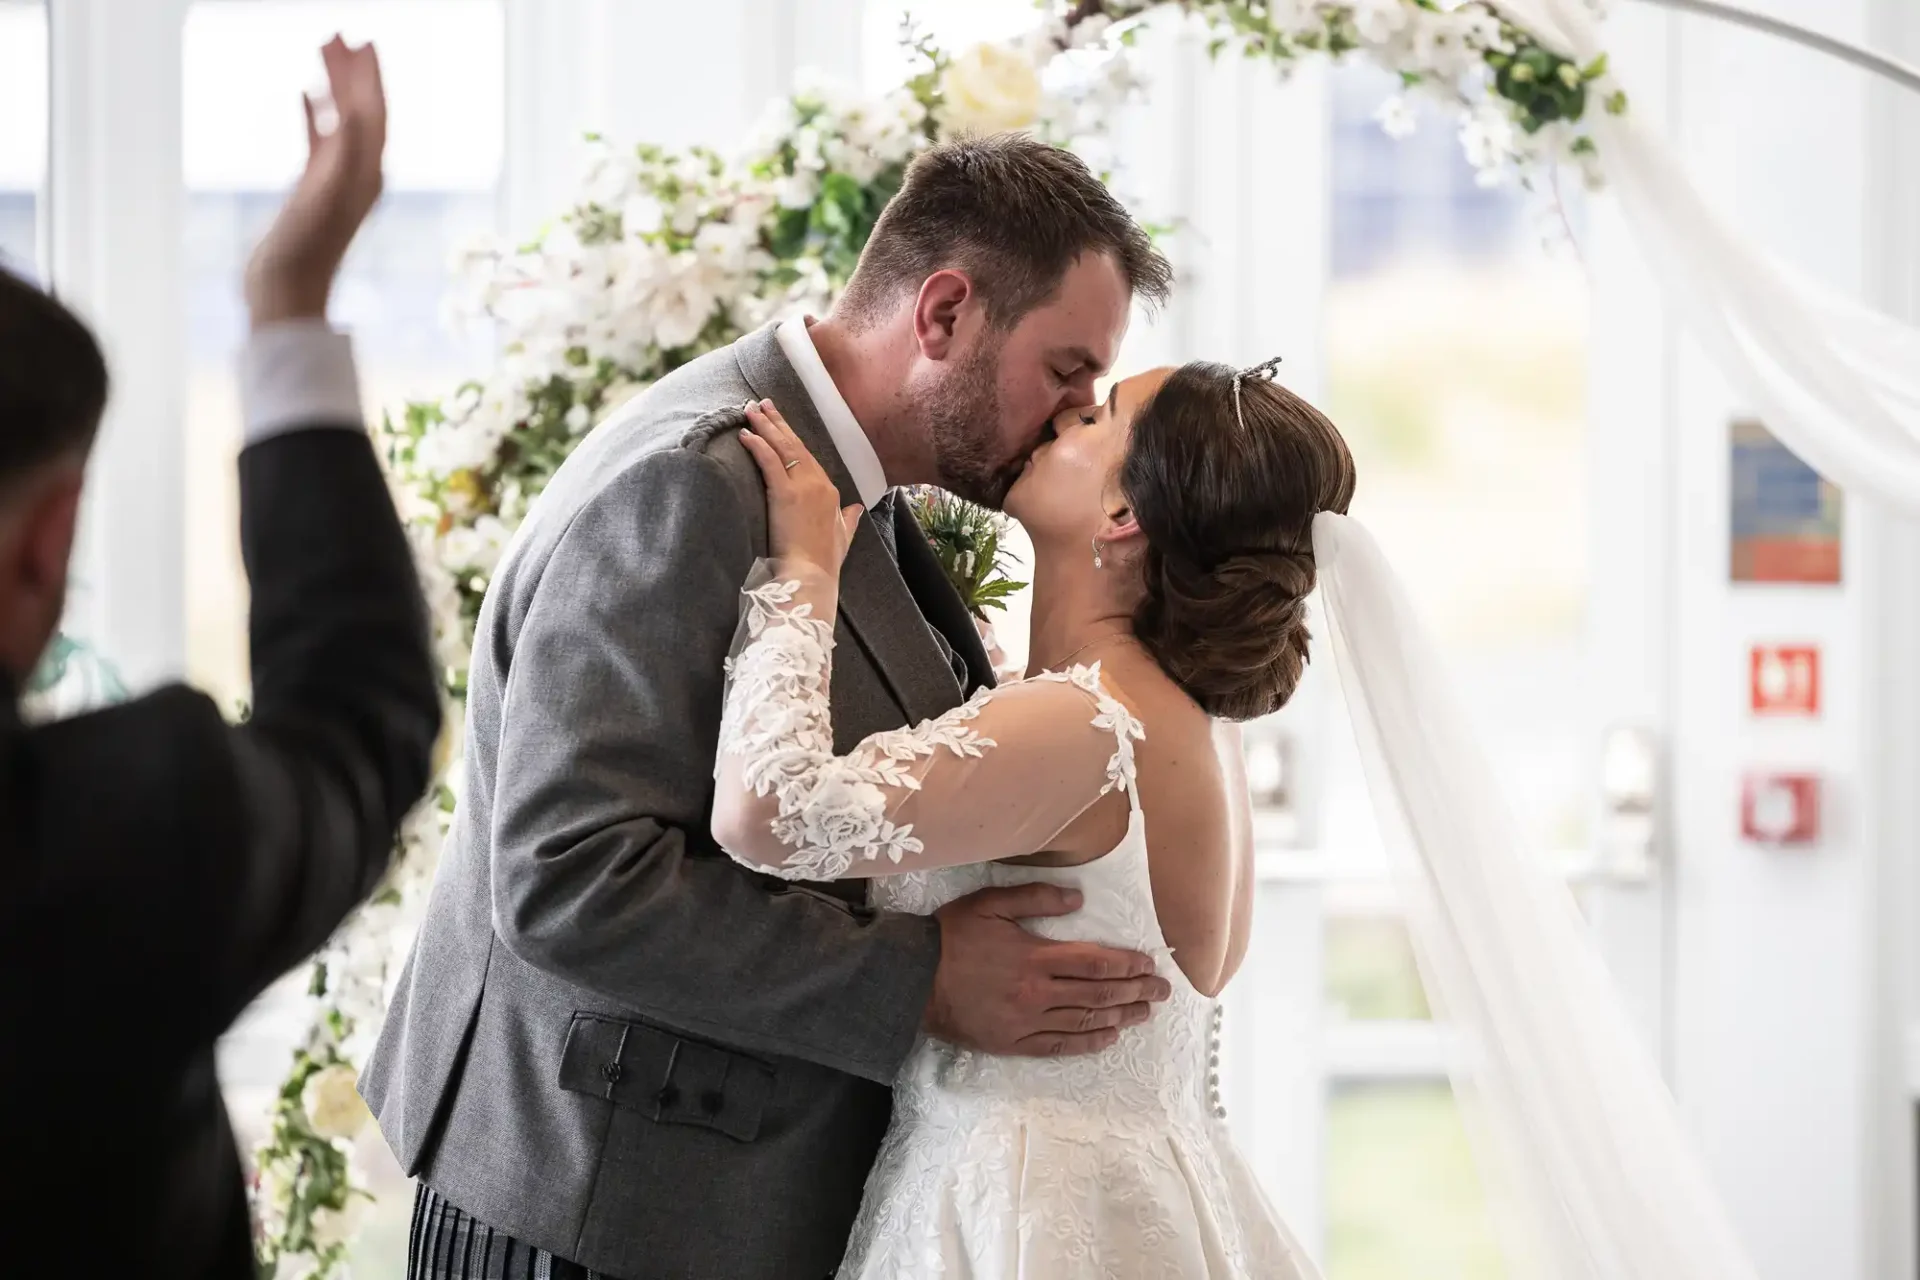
[558,1013,774,1143]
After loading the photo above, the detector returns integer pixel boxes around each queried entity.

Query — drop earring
[1092,539,1104,569]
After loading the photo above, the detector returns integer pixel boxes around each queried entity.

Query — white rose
[310,1194,372,1250]
[939,44,1045,137]
[301,1064,371,1141]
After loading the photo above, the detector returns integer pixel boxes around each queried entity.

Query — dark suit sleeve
[195,425,441,1026]
[13,424,439,1057]
[488,442,939,1085]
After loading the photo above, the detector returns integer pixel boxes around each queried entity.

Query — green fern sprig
[904,487,1027,620]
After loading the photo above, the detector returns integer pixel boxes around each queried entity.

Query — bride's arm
[1214,719,1257,986]
[711,401,1136,881]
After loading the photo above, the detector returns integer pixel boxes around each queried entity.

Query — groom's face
[927,251,1132,509]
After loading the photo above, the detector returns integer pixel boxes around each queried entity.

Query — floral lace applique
[716,579,1146,883]
[717,577,996,880]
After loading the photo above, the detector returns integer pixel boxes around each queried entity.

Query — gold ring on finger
[784,459,800,471]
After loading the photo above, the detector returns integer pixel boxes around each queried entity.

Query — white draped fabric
[1314,10,1920,1272]
[1495,0,1920,515]
[1313,511,1760,1278]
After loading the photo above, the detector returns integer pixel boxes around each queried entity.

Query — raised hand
[739,399,864,578]
[245,36,388,327]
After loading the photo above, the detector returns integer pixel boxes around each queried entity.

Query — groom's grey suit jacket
[361,324,994,1279]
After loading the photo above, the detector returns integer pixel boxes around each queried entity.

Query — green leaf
[1581,52,1609,81]
[767,205,811,259]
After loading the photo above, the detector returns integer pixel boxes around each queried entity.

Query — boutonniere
[904,487,1028,620]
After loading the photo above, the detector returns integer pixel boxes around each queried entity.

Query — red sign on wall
[1741,773,1820,845]
[1750,644,1820,717]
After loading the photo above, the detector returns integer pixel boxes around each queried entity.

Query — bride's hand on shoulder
[739,399,863,578]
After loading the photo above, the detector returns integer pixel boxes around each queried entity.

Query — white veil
[1311,511,1759,1279]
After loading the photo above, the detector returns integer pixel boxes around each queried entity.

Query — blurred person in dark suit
[0,37,438,1278]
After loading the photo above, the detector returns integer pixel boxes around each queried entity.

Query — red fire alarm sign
[1741,773,1820,845]
[1750,644,1819,717]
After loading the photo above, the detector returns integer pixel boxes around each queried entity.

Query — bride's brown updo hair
[1119,361,1357,722]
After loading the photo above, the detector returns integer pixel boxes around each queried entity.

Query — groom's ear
[912,269,975,359]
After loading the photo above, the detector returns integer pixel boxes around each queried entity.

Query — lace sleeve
[712,561,1142,880]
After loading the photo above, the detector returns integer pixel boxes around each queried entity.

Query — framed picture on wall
[1729,417,1842,585]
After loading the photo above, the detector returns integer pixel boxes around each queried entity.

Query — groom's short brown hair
[838,133,1171,330]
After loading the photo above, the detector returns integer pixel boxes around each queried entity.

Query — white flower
[580,145,640,209]
[301,1064,371,1140]
[256,1152,295,1209]
[620,193,664,237]
[438,385,481,423]
[823,135,884,184]
[646,251,720,350]
[669,196,703,235]
[793,126,826,173]
[274,1254,318,1280]
[940,43,1046,136]
[743,97,800,159]
[1020,14,1071,61]
[565,403,593,434]
[693,220,755,275]
[1265,0,1321,35]
[1460,104,1517,178]
[440,515,513,576]
[310,1194,372,1250]
[1350,0,1409,46]
[1406,12,1479,80]
[774,169,818,210]
[415,417,502,478]
[1374,95,1419,139]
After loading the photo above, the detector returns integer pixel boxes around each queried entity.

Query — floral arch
[251,2,1621,1271]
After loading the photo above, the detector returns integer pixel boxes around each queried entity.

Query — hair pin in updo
[1231,355,1284,433]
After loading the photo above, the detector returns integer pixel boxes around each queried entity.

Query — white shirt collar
[776,316,888,507]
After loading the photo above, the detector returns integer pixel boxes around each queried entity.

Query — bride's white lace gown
[713,565,1321,1279]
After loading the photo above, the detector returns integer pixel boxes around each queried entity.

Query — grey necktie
[870,489,968,691]
[867,490,899,564]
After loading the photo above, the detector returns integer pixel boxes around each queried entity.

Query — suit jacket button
[600,1062,623,1084]
[699,1090,724,1116]
[656,1083,680,1108]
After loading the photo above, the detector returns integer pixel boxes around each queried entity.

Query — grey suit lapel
[731,326,964,724]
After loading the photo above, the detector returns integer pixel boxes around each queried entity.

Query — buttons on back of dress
[1207,1003,1227,1119]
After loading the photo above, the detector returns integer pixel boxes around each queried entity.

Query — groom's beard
[923,338,1021,510]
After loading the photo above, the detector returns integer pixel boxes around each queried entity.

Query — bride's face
[1005,366,1174,540]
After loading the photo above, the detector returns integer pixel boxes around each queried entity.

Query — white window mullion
[47,0,191,690]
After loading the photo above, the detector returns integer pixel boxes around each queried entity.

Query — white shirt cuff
[240,320,366,444]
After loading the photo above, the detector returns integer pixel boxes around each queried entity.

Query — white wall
[504,0,861,243]
[1588,2,1919,1275]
